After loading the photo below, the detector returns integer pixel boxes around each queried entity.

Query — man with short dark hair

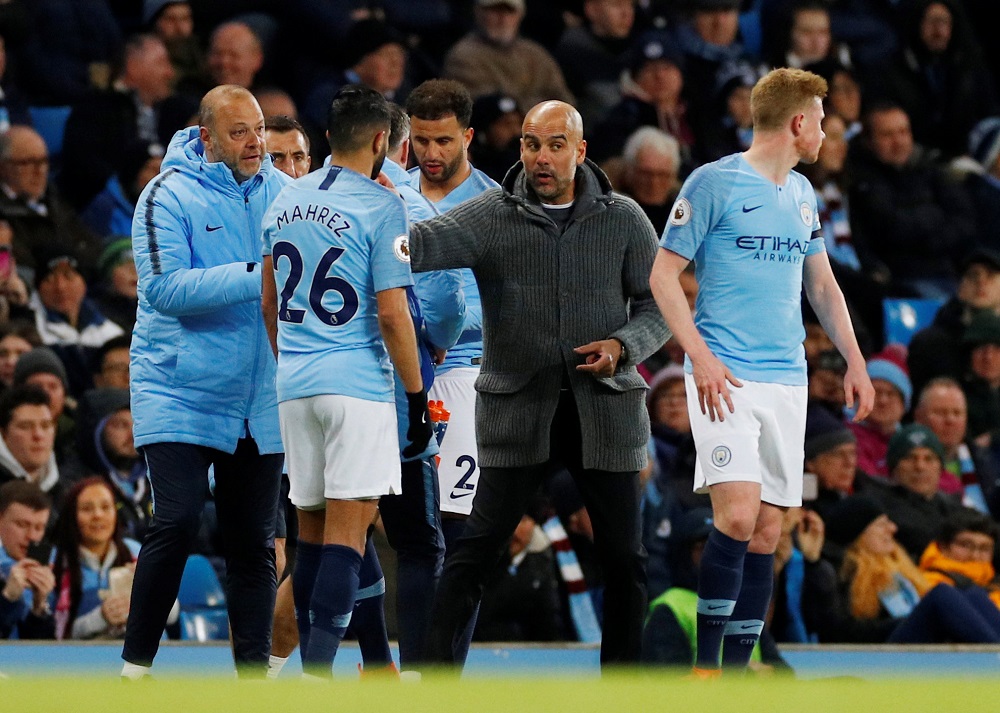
[59,33,185,211]
[265,116,311,179]
[849,101,977,298]
[0,385,60,507]
[261,85,431,678]
[405,83,499,646]
[122,84,288,680]
[0,480,54,639]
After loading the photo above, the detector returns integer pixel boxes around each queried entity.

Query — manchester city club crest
[800,202,813,227]
[711,445,732,467]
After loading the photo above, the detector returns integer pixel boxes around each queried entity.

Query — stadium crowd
[2,0,1000,672]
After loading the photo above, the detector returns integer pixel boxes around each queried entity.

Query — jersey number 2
[272,241,359,326]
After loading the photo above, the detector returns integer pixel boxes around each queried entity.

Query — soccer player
[406,80,497,530]
[406,79,498,664]
[650,67,874,676]
[261,85,432,678]
[377,103,465,670]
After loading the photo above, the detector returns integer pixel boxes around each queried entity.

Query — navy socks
[695,528,748,669]
[349,536,392,668]
[721,552,774,670]
[301,544,363,677]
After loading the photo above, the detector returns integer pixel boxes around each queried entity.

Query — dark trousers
[122,438,282,676]
[425,389,647,667]
[378,457,446,667]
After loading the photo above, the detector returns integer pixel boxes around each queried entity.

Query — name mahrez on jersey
[275,203,352,236]
[736,235,810,263]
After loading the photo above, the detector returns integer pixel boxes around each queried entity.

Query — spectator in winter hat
[962,311,1000,443]
[869,423,970,560]
[849,355,912,477]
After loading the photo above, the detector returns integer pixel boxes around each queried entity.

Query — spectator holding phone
[52,477,141,640]
[0,480,54,639]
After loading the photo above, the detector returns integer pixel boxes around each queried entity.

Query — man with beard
[409,99,669,667]
[405,82,499,656]
[122,85,288,679]
[261,85,431,678]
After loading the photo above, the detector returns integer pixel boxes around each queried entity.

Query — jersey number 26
[272,241,359,326]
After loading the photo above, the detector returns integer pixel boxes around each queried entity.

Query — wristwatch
[614,338,627,366]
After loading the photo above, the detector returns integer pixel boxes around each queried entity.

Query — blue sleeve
[414,269,466,351]
[805,183,826,256]
[459,270,482,334]
[370,195,414,293]
[659,165,725,260]
[132,177,260,317]
[261,199,280,258]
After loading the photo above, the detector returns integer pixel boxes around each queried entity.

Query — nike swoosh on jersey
[206,224,223,232]
[741,205,763,213]
[449,491,473,499]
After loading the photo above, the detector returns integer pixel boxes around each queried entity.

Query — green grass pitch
[3,675,999,713]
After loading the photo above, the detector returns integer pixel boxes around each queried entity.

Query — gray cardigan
[410,159,670,472]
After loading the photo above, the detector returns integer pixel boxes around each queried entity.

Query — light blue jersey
[384,159,466,461]
[262,166,413,403]
[409,164,499,373]
[660,153,825,386]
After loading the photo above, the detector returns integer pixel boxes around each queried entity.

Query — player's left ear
[791,113,806,137]
[463,126,474,149]
[577,138,587,165]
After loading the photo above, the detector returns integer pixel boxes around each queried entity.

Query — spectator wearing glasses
[0,127,102,276]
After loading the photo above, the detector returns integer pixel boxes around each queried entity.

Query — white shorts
[686,373,807,507]
[279,394,401,509]
[429,367,480,516]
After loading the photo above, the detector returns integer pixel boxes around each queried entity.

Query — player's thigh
[318,394,402,500]
[686,373,764,493]
[757,382,807,508]
[280,397,328,511]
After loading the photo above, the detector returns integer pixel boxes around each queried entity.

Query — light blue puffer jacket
[129,127,289,453]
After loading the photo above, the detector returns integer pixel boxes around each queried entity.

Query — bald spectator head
[208,22,263,89]
[199,85,265,183]
[0,126,50,202]
[121,34,176,106]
